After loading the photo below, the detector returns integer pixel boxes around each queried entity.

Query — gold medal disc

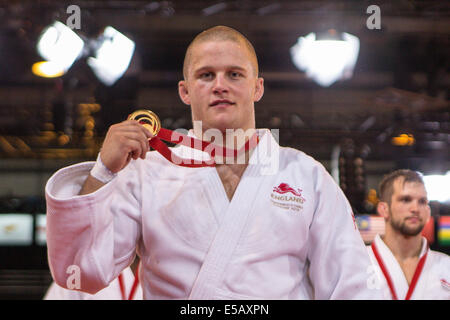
[128,110,161,136]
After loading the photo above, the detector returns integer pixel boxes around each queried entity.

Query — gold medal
[128,109,161,136]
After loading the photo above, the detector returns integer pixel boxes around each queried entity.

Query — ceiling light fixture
[290,29,360,87]
[31,61,65,78]
[34,22,135,86]
[36,21,84,74]
[87,26,136,86]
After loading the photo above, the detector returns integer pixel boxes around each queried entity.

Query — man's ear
[178,80,191,105]
[253,77,264,102]
[377,201,389,219]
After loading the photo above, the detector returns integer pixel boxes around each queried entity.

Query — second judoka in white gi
[366,169,450,299]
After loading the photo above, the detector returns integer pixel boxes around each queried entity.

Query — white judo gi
[45,129,382,299]
[44,267,143,300]
[367,234,450,300]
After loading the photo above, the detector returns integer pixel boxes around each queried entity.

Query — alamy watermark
[66,264,81,289]
[366,5,381,30]
[366,264,382,290]
[66,5,81,30]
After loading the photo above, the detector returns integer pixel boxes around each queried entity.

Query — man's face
[178,40,264,133]
[386,179,430,237]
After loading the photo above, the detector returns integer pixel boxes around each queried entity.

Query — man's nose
[410,200,420,213]
[212,74,228,94]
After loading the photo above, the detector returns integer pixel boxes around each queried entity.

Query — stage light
[423,171,450,202]
[34,22,135,86]
[391,133,415,146]
[36,21,84,72]
[87,26,135,86]
[32,61,65,78]
[290,30,360,87]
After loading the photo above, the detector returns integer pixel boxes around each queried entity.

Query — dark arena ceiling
[0,0,448,172]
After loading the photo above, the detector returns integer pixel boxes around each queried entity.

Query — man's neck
[381,229,423,261]
[193,126,256,146]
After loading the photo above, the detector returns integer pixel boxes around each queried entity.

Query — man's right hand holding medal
[79,119,153,195]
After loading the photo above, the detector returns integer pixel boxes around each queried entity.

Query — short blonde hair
[182,25,259,79]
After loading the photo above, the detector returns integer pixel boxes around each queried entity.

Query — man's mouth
[209,100,235,107]
[406,217,421,223]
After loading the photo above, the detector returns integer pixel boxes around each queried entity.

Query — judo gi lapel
[169,131,227,224]
[372,234,409,299]
[405,239,429,300]
[188,129,279,299]
[372,234,428,300]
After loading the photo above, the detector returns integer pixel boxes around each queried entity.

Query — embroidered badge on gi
[441,279,450,290]
[271,183,306,212]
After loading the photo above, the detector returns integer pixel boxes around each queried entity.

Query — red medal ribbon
[117,263,140,300]
[149,128,260,167]
[127,263,140,300]
[371,241,428,300]
[404,251,427,300]
[118,273,126,300]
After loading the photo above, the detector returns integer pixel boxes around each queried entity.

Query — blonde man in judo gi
[367,169,450,299]
[45,25,383,299]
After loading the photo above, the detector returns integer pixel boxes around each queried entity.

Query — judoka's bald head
[182,26,259,79]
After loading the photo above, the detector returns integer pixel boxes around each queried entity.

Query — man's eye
[200,72,213,79]
[230,71,242,78]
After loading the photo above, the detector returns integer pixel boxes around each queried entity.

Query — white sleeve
[45,162,144,294]
[306,165,383,299]
[43,281,86,300]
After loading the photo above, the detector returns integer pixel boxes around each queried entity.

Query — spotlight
[36,21,84,73]
[32,61,65,78]
[391,133,415,146]
[290,29,360,87]
[34,22,135,86]
[87,26,135,86]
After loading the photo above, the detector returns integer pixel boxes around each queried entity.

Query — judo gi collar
[371,234,429,300]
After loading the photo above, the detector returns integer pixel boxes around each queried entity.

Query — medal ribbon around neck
[371,241,428,300]
[128,109,259,167]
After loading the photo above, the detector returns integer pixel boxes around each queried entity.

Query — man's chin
[390,219,424,237]
[401,224,425,237]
